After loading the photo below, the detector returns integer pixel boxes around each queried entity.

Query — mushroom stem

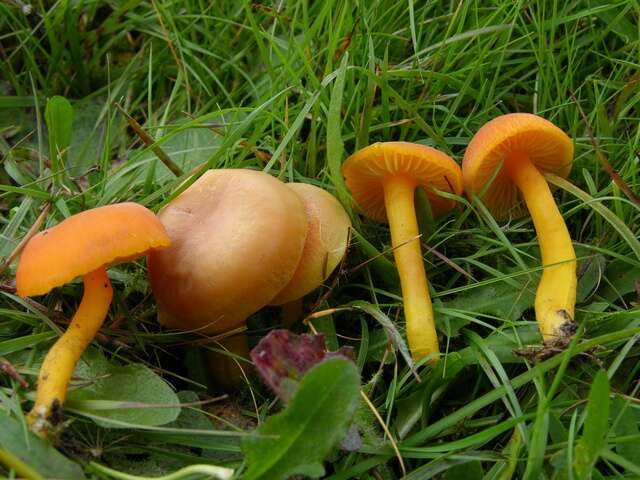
[281,298,304,329]
[505,152,577,345]
[383,175,439,362]
[207,334,251,390]
[28,268,113,437]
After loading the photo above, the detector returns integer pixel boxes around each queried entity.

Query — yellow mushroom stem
[505,152,577,344]
[28,268,113,436]
[383,175,439,362]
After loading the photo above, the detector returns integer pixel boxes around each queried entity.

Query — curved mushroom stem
[505,152,577,346]
[383,175,439,362]
[28,268,113,437]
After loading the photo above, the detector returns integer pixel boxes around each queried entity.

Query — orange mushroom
[16,203,170,436]
[463,113,576,346]
[342,142,463,362]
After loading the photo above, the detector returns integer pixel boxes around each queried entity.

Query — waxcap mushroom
[463,113,577,347]
[343,142,462,223]
[148,169,308,334]
[343,142,463,362]
[270,183,351,305]
[17,203,170,296]
[463,112,573,220]
[16,202,170,436]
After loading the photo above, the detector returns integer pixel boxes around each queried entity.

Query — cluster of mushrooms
[15,112,578,438]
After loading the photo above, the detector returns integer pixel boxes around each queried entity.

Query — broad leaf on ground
[66,348,180,428]
[45,95,74,184]
[0,410,85,479]
[438,277,537,337]
[242,357,360,480]
[612,397,640,464]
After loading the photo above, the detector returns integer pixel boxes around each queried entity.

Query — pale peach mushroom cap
[342,141,463,222]
[463,113,574,220]
[148,169,308,334]
[270,183,351,305]
[17,202,171,296]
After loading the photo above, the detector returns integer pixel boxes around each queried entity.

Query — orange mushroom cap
[16,203,171,297]
[342,142,463,222]
[148,169,308,334]
[270,183,351,305]
[463,113,574,220]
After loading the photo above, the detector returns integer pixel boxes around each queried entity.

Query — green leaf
[594,3,636,42]
[457,325,541,366]
[166,391,213,430]
[44,95,74,184]
[547,174,640,262]
[574,370,610,479]
[395,353,465,438]
[611,397,640,464]
[523,397,549,480]
[242,357,360,480]
[415,186,435,239]
[137,122,221,183]
[442,460,483,480]
[0,332,57,357]
[0,96,44,108]
[66,349,180,428]
[600,259,640,302]
[66,100,111,176]
[0,410,85,479]
[350,301,415,373]
[327,55,350,208]
[438,278,536,337]
[349,229,399,288]
[582,371,611,452]
[313,313,339,352]
[576,248,606,303]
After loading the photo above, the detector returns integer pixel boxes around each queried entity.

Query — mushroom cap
[270,183,351,305]
[463,113,573,220]
[148,169,308,334]
[342,142,463,223]
[16,203,170,297]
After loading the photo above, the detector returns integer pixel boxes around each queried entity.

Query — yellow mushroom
[16,203,170,437]
[463,112,576,346]
[342,142,463,362]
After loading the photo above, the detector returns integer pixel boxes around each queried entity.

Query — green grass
[1,1,640,478]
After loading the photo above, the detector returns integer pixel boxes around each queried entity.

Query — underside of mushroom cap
[342,142,463,223]
[16,203,171,297]
[463,113,574,220]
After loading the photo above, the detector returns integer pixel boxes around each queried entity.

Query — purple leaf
[251,329,354,403]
